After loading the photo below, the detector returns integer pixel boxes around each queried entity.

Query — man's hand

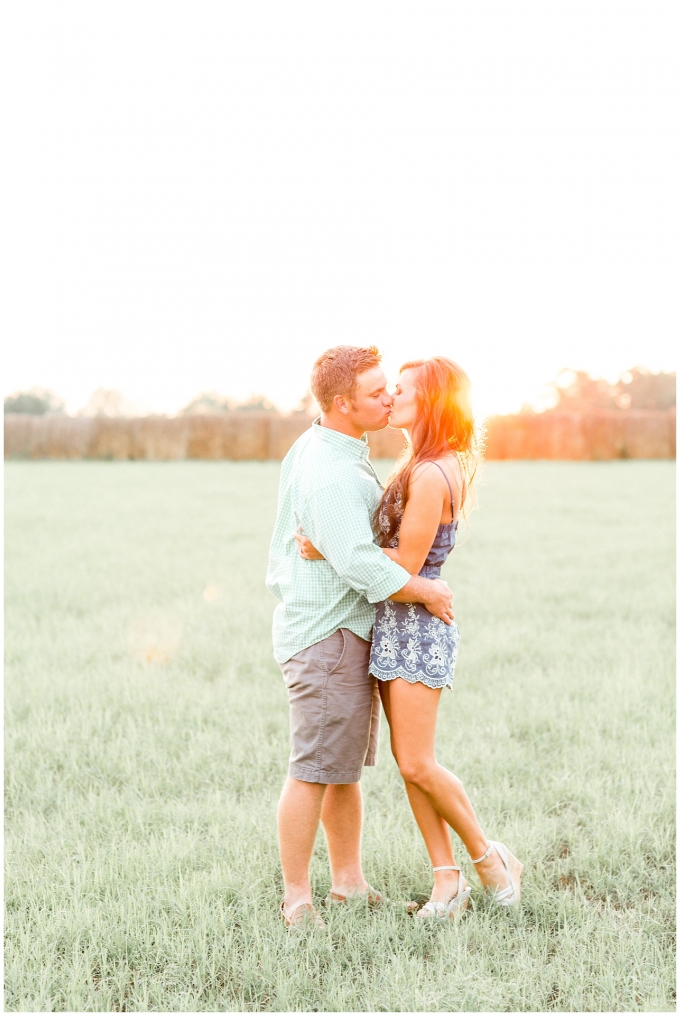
[294,528,325,561]
[421,578,455,624]
[294,526,454,624]
[390,575,455,624]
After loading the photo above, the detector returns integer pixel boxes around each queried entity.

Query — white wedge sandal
[470,841,523,907]
[415,865,472,920]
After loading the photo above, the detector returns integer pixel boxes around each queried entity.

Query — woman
[299,357,523,918]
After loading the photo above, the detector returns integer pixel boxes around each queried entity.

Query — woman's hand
[294,528,325,560]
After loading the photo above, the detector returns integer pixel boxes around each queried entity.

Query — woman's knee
[397,757,438,790]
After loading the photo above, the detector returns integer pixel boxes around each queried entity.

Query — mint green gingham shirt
[266,420,411,664]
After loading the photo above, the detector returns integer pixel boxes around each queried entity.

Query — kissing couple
[266,345,523,928]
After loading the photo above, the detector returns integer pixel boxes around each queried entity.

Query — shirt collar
[312,417,369,459]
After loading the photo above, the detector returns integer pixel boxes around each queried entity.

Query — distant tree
[179,392,236,415]
[550,370,619,411]
[233,394,278,413]
[548,367,675,412]
[78,388,138,418]
[4,387,65,415]
[619,367,676,410]
[292,390,319,416]
[180,392,279,415]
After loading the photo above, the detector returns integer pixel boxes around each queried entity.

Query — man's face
[344,366,393,432]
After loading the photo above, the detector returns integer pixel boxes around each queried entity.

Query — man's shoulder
[287,428,339,475]
[284,425,315,459]
[299,445,367,486]
[279,426,315,478]
[284,427,380,497]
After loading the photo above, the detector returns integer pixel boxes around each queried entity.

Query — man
[266,345,454,928]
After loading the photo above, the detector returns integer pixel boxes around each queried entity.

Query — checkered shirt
[266,420,410,664]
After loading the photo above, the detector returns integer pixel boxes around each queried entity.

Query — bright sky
[2,2,677,420]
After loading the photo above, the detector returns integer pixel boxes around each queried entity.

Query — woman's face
[388,368,420,430]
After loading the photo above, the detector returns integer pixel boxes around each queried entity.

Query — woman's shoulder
[410,455,460,486]
[408,456,463,511]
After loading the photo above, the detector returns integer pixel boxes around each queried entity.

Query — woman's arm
[382,465,449,574]
[294,460,460,572]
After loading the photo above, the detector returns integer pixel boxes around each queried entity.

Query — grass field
[4,459,675,1012]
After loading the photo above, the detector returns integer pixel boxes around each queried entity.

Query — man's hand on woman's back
[292,528,454,624]
[389,576,455,625]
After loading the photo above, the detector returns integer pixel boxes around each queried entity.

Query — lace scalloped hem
[369,667,454,691]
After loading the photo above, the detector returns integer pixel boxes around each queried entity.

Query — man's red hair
[310,345,382,412]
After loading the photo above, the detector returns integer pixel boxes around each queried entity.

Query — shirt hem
[274,622,373,665]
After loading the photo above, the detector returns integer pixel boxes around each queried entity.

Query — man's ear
[333,393,350,416]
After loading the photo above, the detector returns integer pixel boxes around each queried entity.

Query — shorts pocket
[322,629,346,676]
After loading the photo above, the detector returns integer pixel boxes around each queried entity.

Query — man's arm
[391,574,454,624]
[299,485,454,623]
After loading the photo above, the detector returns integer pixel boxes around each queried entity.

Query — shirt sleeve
[300,483,411,603]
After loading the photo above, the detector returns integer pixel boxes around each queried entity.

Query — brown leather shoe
[323,884,383,907]
[280,901,326,930]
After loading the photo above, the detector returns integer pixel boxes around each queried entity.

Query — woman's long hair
[374,357,480,547]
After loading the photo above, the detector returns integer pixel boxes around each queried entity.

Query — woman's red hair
[374,357,480,545]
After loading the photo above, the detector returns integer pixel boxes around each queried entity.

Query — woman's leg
[382,677,512,893]
[380,680,462,904]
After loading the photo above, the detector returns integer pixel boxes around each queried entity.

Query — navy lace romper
[369,462,460,691]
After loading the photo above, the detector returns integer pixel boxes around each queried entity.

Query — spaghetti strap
[430,461,455,516]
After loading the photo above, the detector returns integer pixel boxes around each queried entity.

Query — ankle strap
[432,865,460,872]
[470,844,494,865]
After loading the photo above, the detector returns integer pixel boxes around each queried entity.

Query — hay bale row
[484,409,676,460]
[3,413,305,461]
[4,409,675,461]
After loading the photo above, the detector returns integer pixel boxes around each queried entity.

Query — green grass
[4,459,675,1012]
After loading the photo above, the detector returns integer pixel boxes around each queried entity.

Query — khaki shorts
[280,628,381,784]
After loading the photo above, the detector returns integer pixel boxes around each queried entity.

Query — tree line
[4,369,675,417]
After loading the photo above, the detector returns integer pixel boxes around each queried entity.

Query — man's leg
[321,782,368,896]
[319,633,379,898]
[278,629,375,913]
[277,776,327,918]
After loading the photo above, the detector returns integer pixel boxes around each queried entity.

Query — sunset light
[4,3,675,1008]
[2,6,675,422]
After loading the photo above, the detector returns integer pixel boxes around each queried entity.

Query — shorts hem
[289,763,363,785]
[370,668,453,691]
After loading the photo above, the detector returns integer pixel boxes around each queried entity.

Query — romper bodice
[377,463,458,579]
